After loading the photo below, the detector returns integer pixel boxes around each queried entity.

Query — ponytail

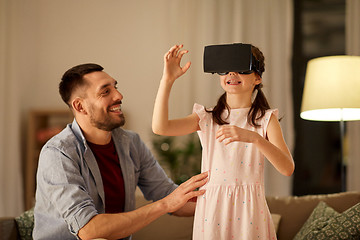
[206,83,270,127]
[248,84,270,127]
[205,92,230,125]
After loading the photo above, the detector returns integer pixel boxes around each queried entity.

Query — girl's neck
[226,93,252,109]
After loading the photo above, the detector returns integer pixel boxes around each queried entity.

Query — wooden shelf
[25,109,73,210]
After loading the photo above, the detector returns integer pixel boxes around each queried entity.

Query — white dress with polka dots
[192,103,278,240]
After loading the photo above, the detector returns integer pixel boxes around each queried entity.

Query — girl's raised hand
[163,44,191,82]
[216,125,260,145]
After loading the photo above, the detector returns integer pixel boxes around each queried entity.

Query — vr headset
[203,43,262,77]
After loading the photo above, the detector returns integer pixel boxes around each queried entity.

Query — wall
[0,0,23,216]
[10,0,178,146]
[2,0,179,216]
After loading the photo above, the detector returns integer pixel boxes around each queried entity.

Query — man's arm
[171,201,197,217]
[78,171,208,240]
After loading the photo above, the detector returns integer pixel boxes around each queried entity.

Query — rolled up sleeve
[35,144,99,238]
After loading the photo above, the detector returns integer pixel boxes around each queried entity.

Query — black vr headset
[203,43,262,77]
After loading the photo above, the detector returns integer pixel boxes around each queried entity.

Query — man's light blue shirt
[33,119,177,239]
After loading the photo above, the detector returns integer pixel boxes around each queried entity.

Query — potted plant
[152,133,201,184]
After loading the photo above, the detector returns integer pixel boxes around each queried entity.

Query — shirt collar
[70,118,87,146]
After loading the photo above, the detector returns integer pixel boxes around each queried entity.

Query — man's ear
[71,97,87,114]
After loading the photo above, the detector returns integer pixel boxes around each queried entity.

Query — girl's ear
[71,97,87,115]
[254,74,262,86]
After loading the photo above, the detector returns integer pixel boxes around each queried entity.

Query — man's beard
[88,104,125,131]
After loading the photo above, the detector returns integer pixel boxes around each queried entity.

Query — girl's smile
[220,71,261,92]
[226,79,242,85]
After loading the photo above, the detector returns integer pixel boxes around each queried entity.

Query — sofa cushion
[271,213,281,233]
[293,201,339,239]
[300,202,360,239]
[15,208,34,240]
[266,191,360,240]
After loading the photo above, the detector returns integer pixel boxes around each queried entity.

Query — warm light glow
[301,56,360,121]
[300,108,360,121]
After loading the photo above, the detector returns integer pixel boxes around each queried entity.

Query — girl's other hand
[162,44,191,83]
[216,125,260,145]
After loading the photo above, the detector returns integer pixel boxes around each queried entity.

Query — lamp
[300,55,360,191]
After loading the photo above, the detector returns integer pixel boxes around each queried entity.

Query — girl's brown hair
[206,45,270,127]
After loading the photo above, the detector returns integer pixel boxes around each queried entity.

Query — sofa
[1,191,359,240]
[133,191,360,240]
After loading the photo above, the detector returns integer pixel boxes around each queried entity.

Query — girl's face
[219,72,261,95]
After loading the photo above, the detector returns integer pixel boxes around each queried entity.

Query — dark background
[292,0,346,195]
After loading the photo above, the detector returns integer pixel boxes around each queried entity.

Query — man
[33,63,208,240]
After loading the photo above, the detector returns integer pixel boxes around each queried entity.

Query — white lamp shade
[300,55,360,121]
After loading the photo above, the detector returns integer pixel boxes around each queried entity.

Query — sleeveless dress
[192,103,278,240]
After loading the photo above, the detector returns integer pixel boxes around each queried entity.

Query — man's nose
[114,88,123,101]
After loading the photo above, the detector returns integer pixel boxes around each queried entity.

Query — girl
[152,44,294,239]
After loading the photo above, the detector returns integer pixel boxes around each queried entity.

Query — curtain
[345,0,360,191]
[166,0,294,196]
[0,0,24,216]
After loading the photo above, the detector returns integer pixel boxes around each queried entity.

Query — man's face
[82,71,125,131]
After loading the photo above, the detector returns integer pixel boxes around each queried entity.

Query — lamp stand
[340,119,346,192]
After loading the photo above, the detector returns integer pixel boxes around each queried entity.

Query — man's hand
[78,173,208,240]
[160,171,208,213]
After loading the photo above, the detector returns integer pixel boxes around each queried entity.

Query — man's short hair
[59,63,104,107]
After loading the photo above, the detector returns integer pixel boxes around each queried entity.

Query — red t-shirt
[87,138,125,213]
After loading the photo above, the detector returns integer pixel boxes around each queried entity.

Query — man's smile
[109,104,122,113]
